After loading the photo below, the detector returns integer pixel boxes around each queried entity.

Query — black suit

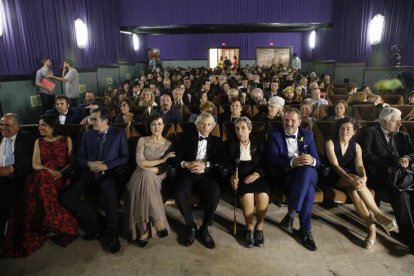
[359,126,414,250]
[45,107,82,124]
[0,132,35,240]
[173,131,225,227]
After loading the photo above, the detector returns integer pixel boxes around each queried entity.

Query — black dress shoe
[183,224,197,247]
[300,230,317,251]
[199,226,215,249]
[245,231,255,248]
[105,231,121,254]
[156,229,169,238]
[280,215,294,235]
[82,231,101,241]
[254,230,264,247]
[137,237,149,248]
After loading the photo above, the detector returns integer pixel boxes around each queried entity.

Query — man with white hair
[359,107,414,253]
[304,86,328,106]
[251,88,267,106]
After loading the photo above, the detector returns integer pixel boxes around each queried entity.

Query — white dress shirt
[196,132,208,161]
[0,134,17,167]
[240,142,252,161]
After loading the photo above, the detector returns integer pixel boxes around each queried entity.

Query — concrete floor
[1,200,414,276]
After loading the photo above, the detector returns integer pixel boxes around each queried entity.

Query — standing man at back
[35,57,55,114]
[292,53,301,72]
[49,58,79,107]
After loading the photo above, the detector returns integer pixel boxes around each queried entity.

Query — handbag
[392,166,414,191]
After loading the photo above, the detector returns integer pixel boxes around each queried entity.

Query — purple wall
[0,0,142,75]
[303,0,414,66]
[120,0,333,25]
[147,33,302,60]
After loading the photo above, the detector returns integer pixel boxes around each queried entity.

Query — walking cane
[233,159,240,236]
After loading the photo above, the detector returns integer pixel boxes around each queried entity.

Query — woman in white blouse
[228,117,269,248]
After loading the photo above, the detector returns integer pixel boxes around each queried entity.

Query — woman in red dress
[3,115,78,257]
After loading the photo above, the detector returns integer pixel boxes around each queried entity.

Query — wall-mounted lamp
[309,30,316,49]
[74,18,88,49]
[369,13,384,45]
[0,0,4,37]
[133,34,139,51]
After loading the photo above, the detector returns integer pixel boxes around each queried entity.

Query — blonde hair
[139,88,155,107]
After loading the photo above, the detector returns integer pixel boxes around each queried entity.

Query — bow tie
[199,136,207,141]
[284,134,296,139]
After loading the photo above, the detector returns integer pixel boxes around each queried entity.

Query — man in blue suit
[60,107,128,254]
[267,107,320,251]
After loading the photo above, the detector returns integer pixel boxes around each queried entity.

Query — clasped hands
[184,161,206,174]
[231,173,259,190]
[88,161,108,173]
[349,173,367,191]
[292,154,314,167]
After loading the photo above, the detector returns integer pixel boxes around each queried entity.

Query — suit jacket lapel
[191,132,199,160]
[376,127,393,154]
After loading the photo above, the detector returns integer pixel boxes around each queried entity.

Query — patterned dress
[2,137,78,258]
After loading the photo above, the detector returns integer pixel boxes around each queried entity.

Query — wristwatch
[205,161,211,168]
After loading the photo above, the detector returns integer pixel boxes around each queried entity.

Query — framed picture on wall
[256,47,292,68]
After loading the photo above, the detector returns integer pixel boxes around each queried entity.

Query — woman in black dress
[325,117,396,249]
[228,117,269,248]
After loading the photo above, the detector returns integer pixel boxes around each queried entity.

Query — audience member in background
[325,117,396,249]
[359,107,413,253]
[267,108,320,251]
[103,86,117,107]
[138,88,158,116]
[218,56,224,69]
[347,84,358,95]
[219,97,249,125]
[111,89,127,113]
[126,114,175,247]
[323,100,349,121]
[48,58,79,107]
[2,115,78,257]
[367,94,389,113]
[232,56,238,69]
[251,88,267,106]
[131,81,142,100]
[173,113,225,249]
[80,102,100,126]
[283,86,301,105]
[172,87,186,110]
[408,92,414,105]
[0,114,35,250]
[113,99,140,138]
[79,90,96,110]
[361,85,373,96]
[150,94,182,124]
[188,101,217,123]
[304,86,328,106]
[224,56,232,69]
[227,117,269,248]
[60,108,129,254]
[258,96,285,123]
[122,81,132,97]
[36,57,55,114]
[291,53,301,72]
[299,102,317,131]
[348,92,368,105]
[321,74,334,96]
[45,95,82,125]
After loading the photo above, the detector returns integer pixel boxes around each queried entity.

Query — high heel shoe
[365,239,375,250]
[156,229,169,238]
[376,214,397,236]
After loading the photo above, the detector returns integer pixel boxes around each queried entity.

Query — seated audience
[126,114,175,247]
[114,98,140,125]
[325,118,396,249]
[0,114,35,250]
[258,96,285,123]
[3,115,78,257]
[304,86,328,106]
[79,90,96,109]
[45,95,82,124]
[227,117,269,248]
[80,102,100,126]
[150,94,183,124]
[323,100,349,121]
[359,107,414,253]
[250,88,267,106]
[408,91,414,105]
[299,102,317,131]
[267,108,320,251]
[173,113,226,249]
[283,86,301,105]
[60,108,128,254]
[348,92,368,105]
[219,97,249,125]
[188,101,217,123]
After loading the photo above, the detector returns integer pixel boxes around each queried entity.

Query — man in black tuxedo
[173,113,225,249]
[45,95,82,124]
[359,107,414,253]
[0,113,35,247]
[60,107,128,254]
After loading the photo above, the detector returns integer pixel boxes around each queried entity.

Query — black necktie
[199,136,207,141]
[97,132,106,161]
